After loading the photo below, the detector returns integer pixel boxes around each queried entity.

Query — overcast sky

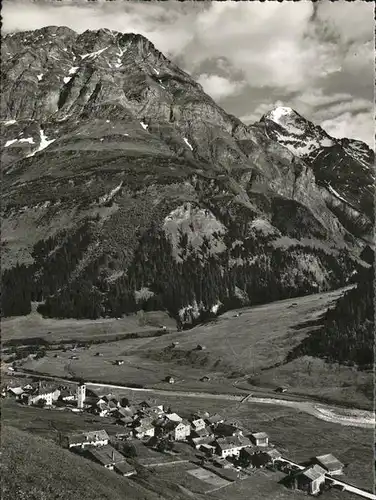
[2,0,374,148]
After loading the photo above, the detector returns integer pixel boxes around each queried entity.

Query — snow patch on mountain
[266,107,305,136]
[263,106,335,159]
[37,73,44,81]
[4,120,17,126]
[80,46,109,60]
[327,184,349,205]
[183,137,193,151]
[99,181,123,204]
[140,121,149,130]
[27,129,55,157]
[5,137,35,147]
[68,66,79,75]
[63,76,72,84]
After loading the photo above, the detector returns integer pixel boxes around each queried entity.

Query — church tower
[77,383,86,409]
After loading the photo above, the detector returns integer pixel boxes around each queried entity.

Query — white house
[27,388,61,406]
[250,432,269,447]
[173,420,191,441]
[191,418,206,432]
[215,436,252,458]
[65,429,109,449]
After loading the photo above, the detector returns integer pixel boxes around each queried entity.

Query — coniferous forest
[288,248,374,368]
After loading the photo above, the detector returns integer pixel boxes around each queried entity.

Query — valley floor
[3,286,372,410]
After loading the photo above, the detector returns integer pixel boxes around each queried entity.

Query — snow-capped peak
[266,106,296,123]
[263,107,306,136]
[261,106,335,158]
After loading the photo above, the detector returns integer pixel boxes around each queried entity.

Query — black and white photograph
[1,1,374,499]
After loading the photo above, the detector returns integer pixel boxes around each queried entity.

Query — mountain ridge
[1,26,373,323]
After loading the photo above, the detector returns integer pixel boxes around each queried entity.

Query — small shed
[313,454,344,475]
[165,376,175,384]
[250,432,269,447]
[275,386,287,393]
[114,461,136,477]
[289,464,326,495]
[196,344,206,351]
[87,445,125,470]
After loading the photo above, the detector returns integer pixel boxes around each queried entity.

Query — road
[8,370,375,429]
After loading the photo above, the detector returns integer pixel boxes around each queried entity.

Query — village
[3,378,358,498]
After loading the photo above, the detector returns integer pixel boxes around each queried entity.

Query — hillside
[288,248,374,369]
[1,26,374,324]
[1,425,207,500]
[1,426,155,500]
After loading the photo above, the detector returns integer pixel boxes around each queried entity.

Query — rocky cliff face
[1,27,373,323]
[260,107,374,240]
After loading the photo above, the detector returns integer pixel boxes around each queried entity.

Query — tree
[120,443,137,458]
[36,398,47,408]
[156,438,174,453]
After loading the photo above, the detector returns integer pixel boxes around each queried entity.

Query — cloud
[321,112,374,148]
[197,74,246,100]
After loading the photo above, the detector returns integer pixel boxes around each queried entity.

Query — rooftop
[300,465,327,481]
[266,449,282,460]
[216,436,249,450]
[114,461,136,475]
[315,453,344,471]
[251,432,268,439]
[67,429,109,445]
[87,445,125,466]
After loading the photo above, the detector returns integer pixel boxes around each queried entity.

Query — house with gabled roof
[7,386,24,399]
[215,435,251,458]
[114,461,136,477]
[250,432,269,447]
[86,445,125,470]
[165,412,182,423]
[25,383,61,406]
[289,464,326,495]
[156,419,190,441]
[215,422,243,437]
[240,446,282,468]
[190,418,206,432]
[312,454,344,475]
[65,429,109,449]
[206,413,224,426]
[190,435,215,449]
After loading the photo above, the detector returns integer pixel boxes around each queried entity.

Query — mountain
[260,107,374,239]
[1,26,374,324]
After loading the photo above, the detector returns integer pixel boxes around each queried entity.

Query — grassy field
[2,305,177,343]
[12,288,372,409]
[209,469,363,500]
